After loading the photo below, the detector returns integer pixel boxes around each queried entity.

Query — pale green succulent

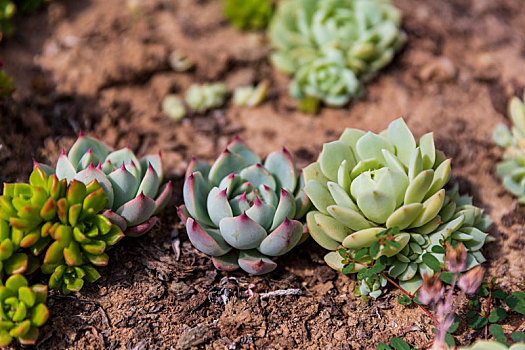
[185,83,228,113]
[493,94,525,202]
[178,137,311,275]
[289,49,361,107]
[355,274,386,299]
[162,95,186,121]
[385,185,492,292]
[305,118,491,292]
[233,81,269,107]
[269,0,405,106]
[459,341,525,350]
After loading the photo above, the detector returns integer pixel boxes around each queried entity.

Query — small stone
[419,57,456,83]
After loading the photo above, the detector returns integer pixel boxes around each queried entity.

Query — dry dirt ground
[1,0,525,348]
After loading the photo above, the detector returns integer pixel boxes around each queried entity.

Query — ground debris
[176,323,216,349]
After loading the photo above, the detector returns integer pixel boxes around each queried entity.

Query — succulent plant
[0,0,16,38]
[0,274,49,347]
[304,118,491,292]
[168,50,195,72]
[385,185,492,292]
[493,94,525,202]
[459,341,525,350]
[36,134,172,237]
[289,49,361,107]
[224,0,274,30]
[233,81,269,107]
[178,137,311,274]
[162,95,186,121]
[269,0,405,107]
[1,166,125,293]
[185,83,228,113]
[355,274,386,299]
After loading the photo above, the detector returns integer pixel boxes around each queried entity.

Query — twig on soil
[51,295,112,328]
[259,288,302,299]
[171,227,181,261]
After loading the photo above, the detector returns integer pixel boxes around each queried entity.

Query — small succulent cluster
[0,275,49,347]
[233,81,269,108]
[1,165,125,294]
[269,0,405,107]
[493,94,525,202]
[224,0,274,31]
[178,137,310,274]
[0,134,171,346]
[36,134,172,237]
[185,83,228,114]
[304,118,491,292]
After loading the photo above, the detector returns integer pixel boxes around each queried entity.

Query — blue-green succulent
[36,134,172,237]
[178,137,311,274]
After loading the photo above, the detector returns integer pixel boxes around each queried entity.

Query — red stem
[507,318,525,343]
[485,287,492,340]
[380,272,438,325]
[421,339,435,349]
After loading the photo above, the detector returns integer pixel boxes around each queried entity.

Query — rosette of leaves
[269,0,405,107]
[493,94,525,202]
[304,118,490,291]
[0,274,49,347]
[385,185,492,292]
[289,49,361,107]
[185,83,227,113]
[1,166,125,294]
[178,137,311,274]
[355,273,386,299]
[224,0,274,30]
[37,134,172,237]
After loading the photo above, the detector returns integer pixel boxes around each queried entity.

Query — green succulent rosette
[289,49,361,107]
[493,94,525,202]
[37,134,172,237]
[304,118,491,292]
[1,167,125,293]
[269,0,405,106]
[0,274,49,347]
[178,137,311,275]
[224,0,274,30]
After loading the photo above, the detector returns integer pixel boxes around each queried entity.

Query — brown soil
[1,0,525,348]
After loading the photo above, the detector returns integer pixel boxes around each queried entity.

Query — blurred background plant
[0,0,50,40]
[224,0,274,31]
[269,0,405,109]
[0,59,14,98]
